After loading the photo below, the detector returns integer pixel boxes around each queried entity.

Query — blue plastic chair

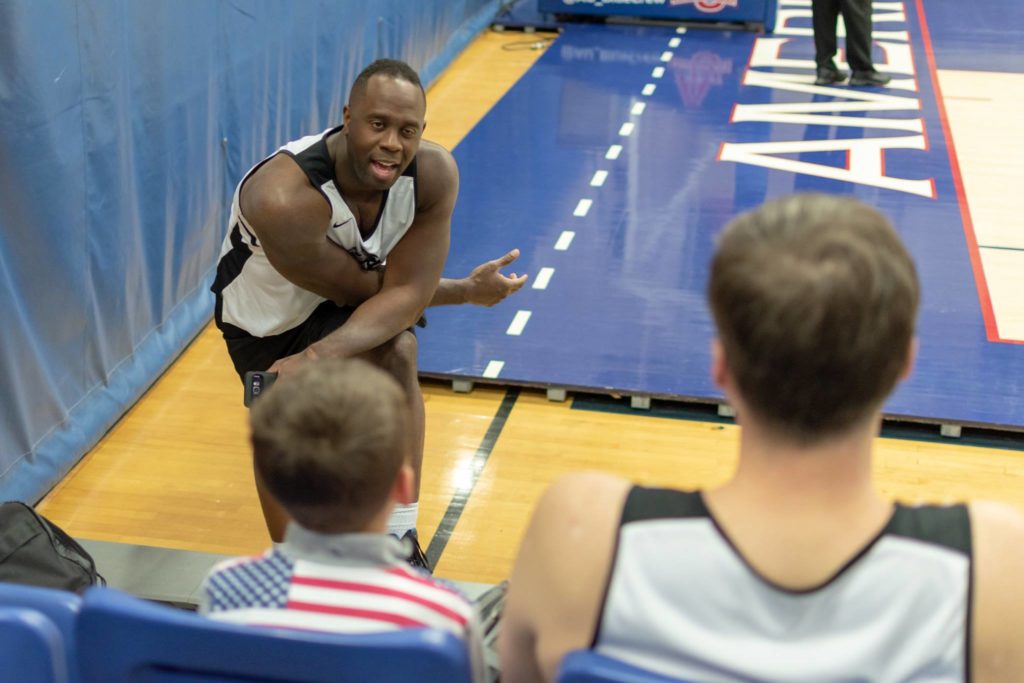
[77,587,473,682]
[0,607,69,683]
[0,583,81,682]
[557,650,694,683]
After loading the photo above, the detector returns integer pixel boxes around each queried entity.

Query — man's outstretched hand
[464,249,529,307]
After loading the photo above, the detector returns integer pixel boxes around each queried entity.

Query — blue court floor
[419,3,1024,430]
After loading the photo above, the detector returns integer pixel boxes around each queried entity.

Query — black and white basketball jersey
[212,125,417,338]
[594,487,972,682]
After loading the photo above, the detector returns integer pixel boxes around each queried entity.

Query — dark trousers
[812,0,875,72]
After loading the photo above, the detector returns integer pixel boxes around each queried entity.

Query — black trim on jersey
[704,495,897,596]
[214,318,253,340]
[211,224,253,327]
[593,487,704,648]
[885,503,971,555]
[211,229,249,329]
[406,156,419,211]
[590,495,628,650]
[368,188,390,241]
[620,486,708,524]
[966,534,974,683]
[280,124,344,206]
[615,487,901,597]
[886,503,973,680]
[239,221,259,247]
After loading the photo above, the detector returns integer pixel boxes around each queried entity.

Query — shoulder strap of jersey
[885,502,971,555]
[621,486,708,526]
[284,130,336,193]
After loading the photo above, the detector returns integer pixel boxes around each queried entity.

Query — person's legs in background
[840,0,891,86]
[812,0,847,85]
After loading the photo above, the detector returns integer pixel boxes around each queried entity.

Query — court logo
[674,51,733,108]
[670,0,739,12]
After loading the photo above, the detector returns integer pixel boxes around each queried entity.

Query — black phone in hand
[243,371,278,407]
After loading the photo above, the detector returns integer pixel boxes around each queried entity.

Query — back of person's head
[708,193,919,443]
[249,358,410,532]
[351,58,424,101]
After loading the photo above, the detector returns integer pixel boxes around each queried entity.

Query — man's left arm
[432,249,529,307]
[500,473,630,683]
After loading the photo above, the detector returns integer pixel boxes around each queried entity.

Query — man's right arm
[241,158,382,306]
[970,501,1024,682]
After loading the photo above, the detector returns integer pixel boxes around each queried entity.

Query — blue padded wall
[0,0,498,502]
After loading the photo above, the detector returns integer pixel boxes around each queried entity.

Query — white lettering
[720,136,934,198]
[743,69,919,97]
[723,3,934,197]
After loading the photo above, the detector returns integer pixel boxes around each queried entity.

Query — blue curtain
[0,0,497,502]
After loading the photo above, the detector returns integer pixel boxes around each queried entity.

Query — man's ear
[711,339,743,423]
[711,338,729,391]
[342,105,351,129]
[392,464,415,506]
[899,337,919,382]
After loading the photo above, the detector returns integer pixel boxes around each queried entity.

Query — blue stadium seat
[0,583,81,682]
[557,650,693,683]
[77,587,473,683]
[0,607,69,683]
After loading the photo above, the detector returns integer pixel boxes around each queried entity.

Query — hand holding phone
[243,371,278,407]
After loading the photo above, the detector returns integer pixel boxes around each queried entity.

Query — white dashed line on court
[676,27,687,34]
[669,37,681,48]
[606,144,622,160]
[554,231,575,250]
[590,170,608,187]
[631,102,646,116]
[482,360,504,378]
[660,51,673,62]
[642,83,656,96]
[574,198,593,216]
[506,310,532,336]
[532,267,555,290]
[652,66,665,79]
[618,122,635,137]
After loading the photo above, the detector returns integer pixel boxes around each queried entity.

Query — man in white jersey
[212,59,527,563]
[499,194,1024,682]
[200,358,485,681]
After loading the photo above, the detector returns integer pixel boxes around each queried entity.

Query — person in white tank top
[213,60,529,568]
[499,194,1024,682]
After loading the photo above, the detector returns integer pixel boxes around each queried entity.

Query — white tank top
[213,125,417,337]
[594,487,971,682]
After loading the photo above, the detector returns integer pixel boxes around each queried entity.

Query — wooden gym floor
[39,28,1024,587]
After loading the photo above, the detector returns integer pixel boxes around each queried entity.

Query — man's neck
[715,419,883,511]
[703,419,893,589]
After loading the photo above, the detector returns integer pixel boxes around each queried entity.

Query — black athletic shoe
[814,67,847,86]
[849,70,891,87]
[401,529,433,573]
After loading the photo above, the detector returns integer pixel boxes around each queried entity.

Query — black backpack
[0,501,104,592]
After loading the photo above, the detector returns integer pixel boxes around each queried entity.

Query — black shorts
[221,301,356,382]
[219,301,425,382]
